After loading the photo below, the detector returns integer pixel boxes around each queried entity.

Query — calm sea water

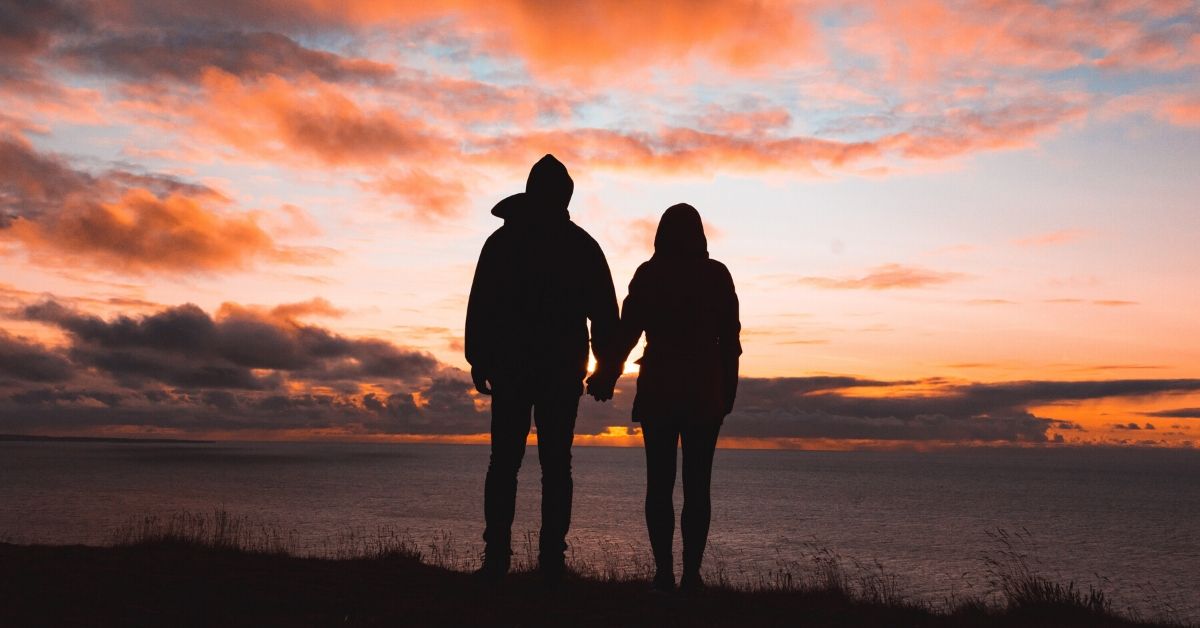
[2,441,1198,621]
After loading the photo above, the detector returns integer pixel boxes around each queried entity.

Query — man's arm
[584,240,620,400]
[588,265,648,402]
[465,235,499,395]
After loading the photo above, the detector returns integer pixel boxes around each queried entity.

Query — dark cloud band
[4,301,1200,443]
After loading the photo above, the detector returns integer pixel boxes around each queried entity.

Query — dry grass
[103,511,1192,627]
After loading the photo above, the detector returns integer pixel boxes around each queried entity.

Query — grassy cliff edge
[0,513,1188,627]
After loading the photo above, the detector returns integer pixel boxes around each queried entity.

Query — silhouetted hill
[0,541,1183,628]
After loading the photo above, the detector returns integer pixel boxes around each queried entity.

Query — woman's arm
[717,263,742,416]
[615,266,649,368]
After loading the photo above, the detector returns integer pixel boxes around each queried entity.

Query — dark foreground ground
[0,542,1183,628]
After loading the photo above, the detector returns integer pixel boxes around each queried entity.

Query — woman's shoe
[650,570,676,593]
[678,571,705,594]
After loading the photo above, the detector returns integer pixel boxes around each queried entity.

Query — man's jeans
[483,386,579,564]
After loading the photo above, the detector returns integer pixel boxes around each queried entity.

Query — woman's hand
[586,364,621,402]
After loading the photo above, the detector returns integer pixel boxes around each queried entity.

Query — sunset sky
[2,0,1199,448]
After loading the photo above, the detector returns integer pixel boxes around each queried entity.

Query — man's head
[491,154,574,222]
[525,154,573,212]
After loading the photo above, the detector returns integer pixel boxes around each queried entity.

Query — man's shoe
[473,554,510,584]
[539,556,567,587]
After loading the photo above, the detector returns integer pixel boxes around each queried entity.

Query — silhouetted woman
[605,203,741,592]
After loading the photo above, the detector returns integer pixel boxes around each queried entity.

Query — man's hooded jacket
[465,155,620,394]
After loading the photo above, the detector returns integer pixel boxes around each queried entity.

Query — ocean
[2,440,1198,621]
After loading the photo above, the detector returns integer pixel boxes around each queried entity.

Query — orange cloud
[8,188,286,273]
[52,0,819,84]
[474,0,821,79]
[193,70,438,167]
[268,297,347,320]
[158,69,1089,210]
[371,170,469,221]
[0,134,312,273]
[4,0,1172,238]
[39,0,1192,89]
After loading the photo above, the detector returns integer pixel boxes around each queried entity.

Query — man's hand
[586,364,620,402]
[471,367,493,396]
[585,374,614,402]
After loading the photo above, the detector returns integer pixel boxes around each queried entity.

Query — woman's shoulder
[632,258,734,292]
[637,257,730,275]
[630,259,658,277]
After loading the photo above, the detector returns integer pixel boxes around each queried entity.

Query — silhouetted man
[466,154,619,583]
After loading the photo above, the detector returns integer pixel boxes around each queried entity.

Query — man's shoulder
[564,221,603,251]
[482,223,518,247]
[705,258,730,273]
[705,258,735,286]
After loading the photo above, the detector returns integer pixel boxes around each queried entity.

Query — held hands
[586,363,621,402]
[475,365,620,400]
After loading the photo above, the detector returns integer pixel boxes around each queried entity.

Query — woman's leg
[680,419,721,584]
[641,420,679,584]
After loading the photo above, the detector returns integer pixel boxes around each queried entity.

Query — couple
[465,155,741,593]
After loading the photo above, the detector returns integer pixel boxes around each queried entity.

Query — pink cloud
[1101,91,1200,127]
[795,264,966,290]
[1014,229,1090,247]
[839,0,1190,83]
[697,105,793,136]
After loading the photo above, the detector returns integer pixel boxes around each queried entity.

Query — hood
[653,203,709,260]
[491,154,573,223]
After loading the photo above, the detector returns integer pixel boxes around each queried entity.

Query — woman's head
[653,203,708,259]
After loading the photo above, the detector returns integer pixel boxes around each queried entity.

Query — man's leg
[531,391,579,573]
[482,388,533,571]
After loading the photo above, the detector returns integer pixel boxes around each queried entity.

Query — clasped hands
[586,362,622,402]
[472,364,621,402]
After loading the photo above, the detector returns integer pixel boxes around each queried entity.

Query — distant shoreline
[3,434,1198,454]
[0,434,216,445]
